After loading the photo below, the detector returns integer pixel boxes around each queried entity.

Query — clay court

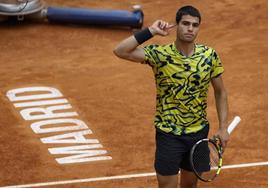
[0,0,268,187]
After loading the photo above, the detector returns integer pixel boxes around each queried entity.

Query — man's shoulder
[144,43,173,50]
[195,43,215,51]
[143,43,175,57]
[195,44,219,56]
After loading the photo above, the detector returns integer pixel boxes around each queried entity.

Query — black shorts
[154,126,209,176]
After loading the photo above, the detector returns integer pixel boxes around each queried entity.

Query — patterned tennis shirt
[143,42,224,135]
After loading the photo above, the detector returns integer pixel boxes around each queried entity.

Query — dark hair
[176,6,201,24]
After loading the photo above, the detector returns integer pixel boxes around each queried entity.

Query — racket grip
[227,116,241,134]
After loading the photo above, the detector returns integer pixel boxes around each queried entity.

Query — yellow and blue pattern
[143,42,224,135]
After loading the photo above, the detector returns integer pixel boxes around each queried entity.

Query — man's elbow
[113,46,125,59]
[113,47,120,57]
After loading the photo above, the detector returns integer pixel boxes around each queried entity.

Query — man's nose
[188,25,193,32]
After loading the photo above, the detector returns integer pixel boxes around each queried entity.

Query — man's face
[177,15,200,43]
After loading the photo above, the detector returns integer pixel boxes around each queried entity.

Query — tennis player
[114,5,229,188]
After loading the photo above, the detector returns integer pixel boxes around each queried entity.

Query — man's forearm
[114,36,140,56]
[113,20,174,62]
[215,89,229,129]
[113,28,155,61]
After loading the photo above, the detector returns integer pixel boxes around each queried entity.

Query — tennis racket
[190,116,241,182]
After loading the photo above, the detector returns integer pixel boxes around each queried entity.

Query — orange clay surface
[0,0,267,187]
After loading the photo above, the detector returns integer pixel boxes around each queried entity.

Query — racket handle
[227,116,241,134]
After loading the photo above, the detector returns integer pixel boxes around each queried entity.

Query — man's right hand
[149,20,176,36]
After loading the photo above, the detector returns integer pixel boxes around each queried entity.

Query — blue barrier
[46,6,143,28]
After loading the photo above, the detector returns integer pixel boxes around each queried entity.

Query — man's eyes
[182,21,190,26]
[182,22,199,27]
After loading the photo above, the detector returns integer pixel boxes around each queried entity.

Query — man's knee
[180,169,198,188]
[156,173,178,188]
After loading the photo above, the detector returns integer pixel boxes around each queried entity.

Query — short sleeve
[211,50,224,78]
[143,44,158,67]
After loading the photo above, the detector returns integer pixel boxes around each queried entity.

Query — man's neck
[175,39,195,57]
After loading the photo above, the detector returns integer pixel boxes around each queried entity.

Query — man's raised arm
[113,20,175,63]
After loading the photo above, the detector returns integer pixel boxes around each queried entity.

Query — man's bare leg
[180,169,198,188]
[156,173,178,188]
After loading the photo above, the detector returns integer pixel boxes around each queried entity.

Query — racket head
[190,138,223,182]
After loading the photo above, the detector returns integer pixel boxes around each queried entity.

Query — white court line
[1,161,268,188]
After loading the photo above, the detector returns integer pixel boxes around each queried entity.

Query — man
[113,5,229,188]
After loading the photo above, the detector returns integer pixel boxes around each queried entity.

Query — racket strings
[192,140,221,181]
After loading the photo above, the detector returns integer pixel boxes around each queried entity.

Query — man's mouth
[185,33,194,37]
